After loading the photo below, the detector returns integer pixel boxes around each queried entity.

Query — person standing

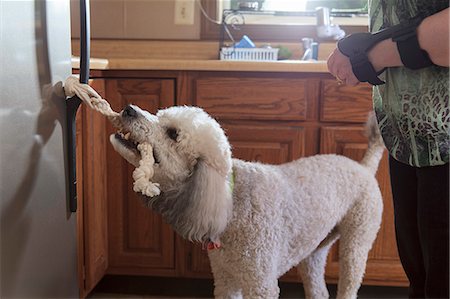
[327,1,449,298]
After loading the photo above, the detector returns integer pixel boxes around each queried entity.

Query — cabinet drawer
[223,124,306,163]
[195,77,311,121]
[320,79,373,123]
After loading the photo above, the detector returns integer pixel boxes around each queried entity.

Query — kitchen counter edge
[71,57,330,73]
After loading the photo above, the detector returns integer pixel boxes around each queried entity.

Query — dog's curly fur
[110,105,384,299]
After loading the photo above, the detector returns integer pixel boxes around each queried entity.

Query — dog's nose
[123,105,137,118]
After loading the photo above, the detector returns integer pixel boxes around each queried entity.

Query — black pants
[389,156,449,299]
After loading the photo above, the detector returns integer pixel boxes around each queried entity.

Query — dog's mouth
[112,128,160,165]
[114,130,139,153]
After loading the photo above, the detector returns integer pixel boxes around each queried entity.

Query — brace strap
[338,16,434,85]
[391,17,434,69]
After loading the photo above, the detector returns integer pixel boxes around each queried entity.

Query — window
[229,0,367,13]
[263,0,308,12]
[200,1,368,41]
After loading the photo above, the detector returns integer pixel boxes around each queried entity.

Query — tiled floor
[88,275,409,299]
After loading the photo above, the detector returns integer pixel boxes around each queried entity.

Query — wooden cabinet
[77,79,109,297]
[104,79,178,276]
[320,79,373,123]
[78,70,407,296]
[224,124,306,163]
[196,77,310,121]
[193,73,320,122]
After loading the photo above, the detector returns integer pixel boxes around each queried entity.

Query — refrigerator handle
[66,0,90,213]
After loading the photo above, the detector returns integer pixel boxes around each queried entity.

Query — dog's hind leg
[298,230,338,299]
[335,200,382,299]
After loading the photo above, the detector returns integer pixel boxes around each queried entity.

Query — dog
[109,104,384,299]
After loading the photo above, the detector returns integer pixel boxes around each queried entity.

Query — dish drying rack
[220,47,279,61]
[218,10,279,62]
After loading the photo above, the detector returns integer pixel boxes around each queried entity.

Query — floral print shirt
[369,0,449,167]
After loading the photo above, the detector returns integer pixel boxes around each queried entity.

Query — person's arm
[328,8,449,86]
[369,8,449,71]
[416,7,449,66]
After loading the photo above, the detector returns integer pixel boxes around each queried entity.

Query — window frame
[200,0,368,42]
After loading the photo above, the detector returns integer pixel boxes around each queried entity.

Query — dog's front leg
[209,254,243,299]
[238,264,280,299]
[212,270,243,299]
[241,278,280,299]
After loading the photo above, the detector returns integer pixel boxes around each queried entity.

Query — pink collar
[202,239,221,251]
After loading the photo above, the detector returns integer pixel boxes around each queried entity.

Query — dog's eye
[166,127,178,141]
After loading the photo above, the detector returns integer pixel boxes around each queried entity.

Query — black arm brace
[337,16,434,85]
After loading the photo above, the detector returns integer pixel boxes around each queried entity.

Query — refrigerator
[0,0,81,297]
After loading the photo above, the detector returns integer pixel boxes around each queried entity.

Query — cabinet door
[105,79,178,276]
[77,79,108,297]
[184,124,306,279]
[320,126,408,286]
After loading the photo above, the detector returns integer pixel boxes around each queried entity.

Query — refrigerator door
[0,0,78,297]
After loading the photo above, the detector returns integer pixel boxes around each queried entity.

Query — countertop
[71,57,330,73]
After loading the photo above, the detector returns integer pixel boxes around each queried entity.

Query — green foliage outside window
[230,0,368,13]
[306,0,367,12]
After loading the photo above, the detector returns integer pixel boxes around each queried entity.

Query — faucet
[316,7,346,40]
[301,38,318,60]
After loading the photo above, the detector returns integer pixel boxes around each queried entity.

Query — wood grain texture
[183,242,211,278]
[105,79,177,275]
[76,101,86,298]
[78,79,109,297]
[321,80,373,123]
[71,39,338,62]
[196,77,309,121]
[225,124,306,162]
[72,40,220,60]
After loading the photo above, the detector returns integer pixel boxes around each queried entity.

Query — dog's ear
[148,158,233,242]
[181,159,233,242]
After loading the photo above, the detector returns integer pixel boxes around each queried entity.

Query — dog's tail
[360,112,385,175]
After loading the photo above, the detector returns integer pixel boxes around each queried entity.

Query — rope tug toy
[133,143,160,197]
[64,76,160,197]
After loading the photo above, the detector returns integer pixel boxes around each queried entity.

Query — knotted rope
[133,143,160,197]
[64,76,160,197]
[64,76,121,126]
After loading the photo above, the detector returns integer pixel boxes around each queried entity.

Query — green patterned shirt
[369,0,449,167]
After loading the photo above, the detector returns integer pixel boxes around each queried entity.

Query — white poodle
[109,104,384,299]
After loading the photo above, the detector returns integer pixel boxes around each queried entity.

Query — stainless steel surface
[0,0,78,297]
[316,7,330,26]
[315,7,345,40]
[301,37,313,60]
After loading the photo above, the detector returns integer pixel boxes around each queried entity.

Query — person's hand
[327,47,360,86]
